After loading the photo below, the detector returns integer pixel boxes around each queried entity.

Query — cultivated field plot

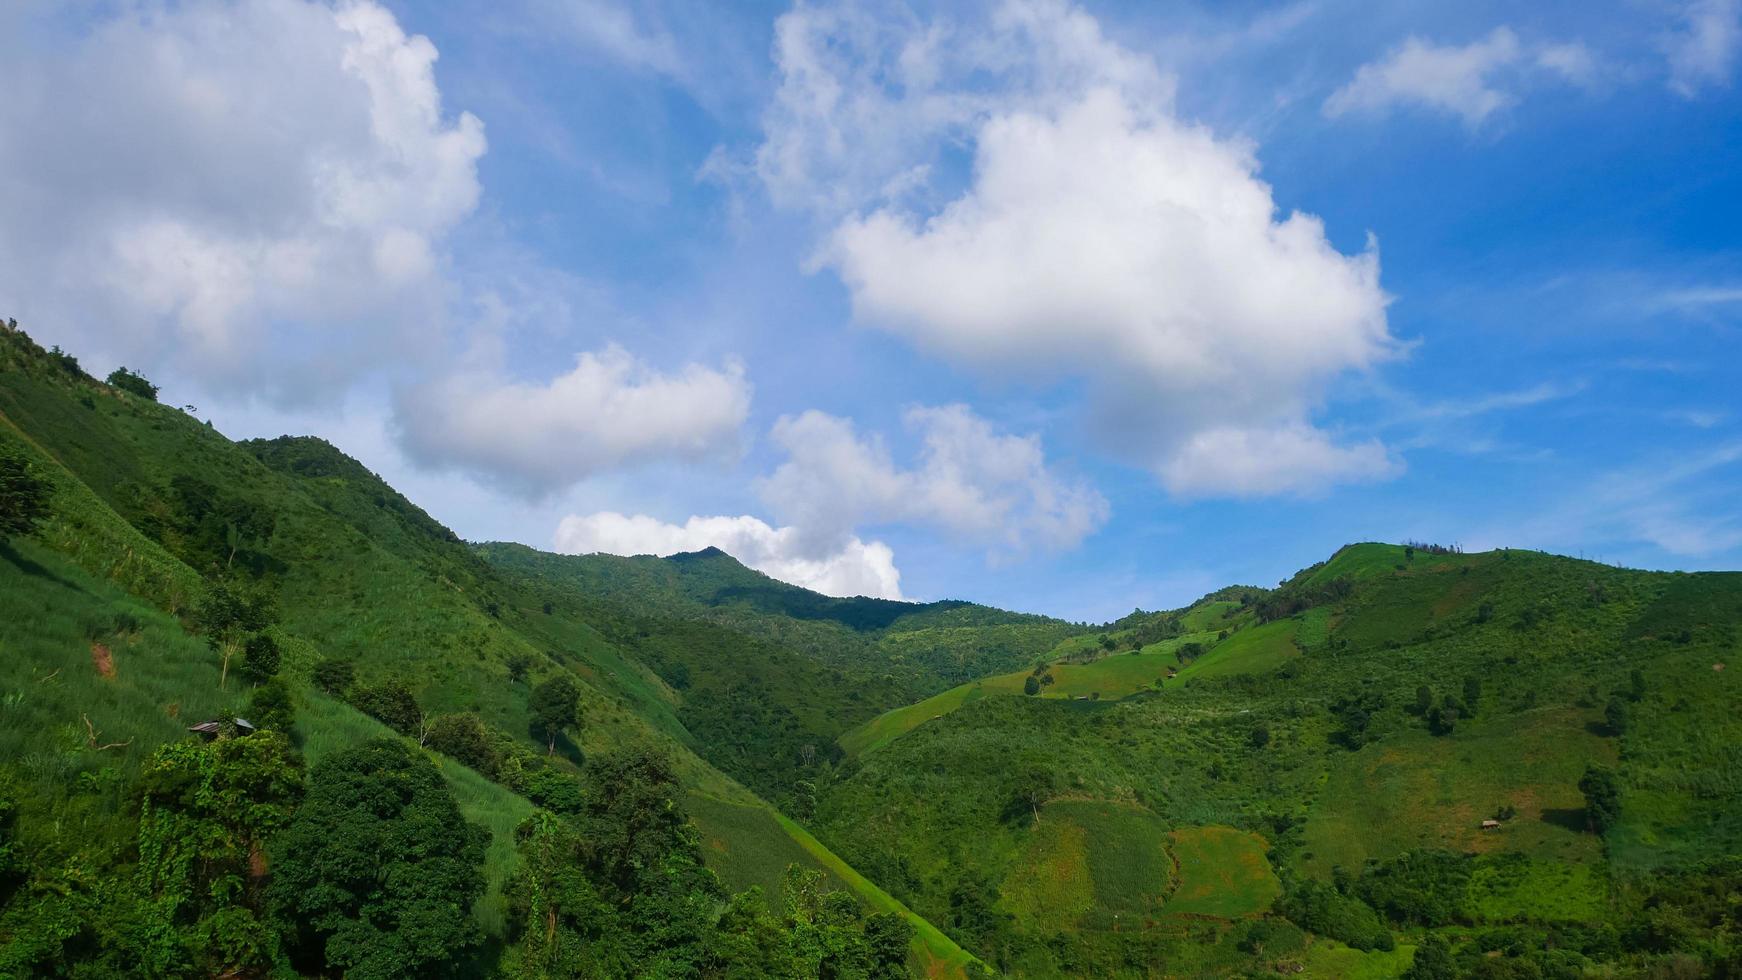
[1297,709,1612,877]
[1161,825,1281,918]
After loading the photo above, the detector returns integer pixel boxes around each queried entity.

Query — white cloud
[525,0,684,77]
[553,512,904,599]
[1535,42,1600,86]
[395,346,751,496]
[758,406,1108,560]
[748,0,1402,498]
[0,0,485,398]
[1324,28,1523,126]
[1324,29,1601,127]
[1159,424,1400,498]
[749,0,1170,214]
[820,87,1395,494]
[1666,0,1742,96]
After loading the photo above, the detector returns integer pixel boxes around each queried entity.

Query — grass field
[1162,826,1281,918]
[1298,939,1416,978]
[1297,709,1612,878]
[1169,618,1301,685]
[686,790,850,901]
[1001,800,1176,931]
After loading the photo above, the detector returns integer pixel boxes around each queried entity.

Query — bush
[1280,879,1392,951]
[349,680,422,735]
[105,367,159,401]
[312,657,356,695]
[240,632,280,683]
[0,447,52,538]
[426,713,499,776]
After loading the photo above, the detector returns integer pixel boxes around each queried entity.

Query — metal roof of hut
[188,718,256,738]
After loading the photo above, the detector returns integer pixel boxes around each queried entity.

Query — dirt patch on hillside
[91,643,116,680]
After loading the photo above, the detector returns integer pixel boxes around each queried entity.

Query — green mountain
[3,324,1741,978]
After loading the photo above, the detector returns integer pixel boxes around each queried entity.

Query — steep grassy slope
[0,326,975,975]
[815,544,1742,976]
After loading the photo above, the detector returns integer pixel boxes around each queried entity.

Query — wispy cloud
[1472,442,1742,559]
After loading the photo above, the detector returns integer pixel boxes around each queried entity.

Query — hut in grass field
[1480,819,1502,830]
[188,717,256,740]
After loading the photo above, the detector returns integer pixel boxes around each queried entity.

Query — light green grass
[1171,617,1300,685]
[686,790,848,903]
[1162,825,1281,918]
[1298,708,1611,878]
[1298,939,1415,978]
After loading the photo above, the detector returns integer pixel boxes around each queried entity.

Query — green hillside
[0,325,975,977]
[5,324,1742,978]
[814,544,1742,976]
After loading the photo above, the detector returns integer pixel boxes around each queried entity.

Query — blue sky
[2,0,1739,621]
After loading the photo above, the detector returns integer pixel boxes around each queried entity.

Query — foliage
[270,739,488,978]
[427,713,500,776]
[529,674,580,753]
[134,732,304,977]
[106,366,159,401]
[312,656,355,695]
[0,446,51,538]
[1580,766,1622,835]
[349,679,423,735]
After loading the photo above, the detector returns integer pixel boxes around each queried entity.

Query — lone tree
[530,675,581,755]
[1579,765,1622,834]
[0,447,51,539]
[1605,696,1630,736]
[1023,675,1041,696]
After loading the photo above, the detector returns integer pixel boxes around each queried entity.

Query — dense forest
[3,323,1741,977]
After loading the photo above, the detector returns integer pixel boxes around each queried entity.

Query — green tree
[1579,765,1622,834]
[270,739,487,978]
[1023,675,1040,696]
[349,680,422,735]
[247,677,295,733]
[106,366,160,401]
[1003,767,1057,826]
[1249,725,1272,749]
[426,713,499,776]
[1605,697,1629,736]
[530,675,580,755]
[503,810,594,977]
[195,580,274,689]
[0,447,51,539]
[1628,668,1646,703]
[135,731,304,977]
[1413,685,1433,716]
[239,632,280,684]
[312,657,355,696]
[1402,934,1457,980]
[1462,676,1481,709]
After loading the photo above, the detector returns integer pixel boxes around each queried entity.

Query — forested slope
[0,323,976,977]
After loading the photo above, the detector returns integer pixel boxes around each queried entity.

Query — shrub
[0,447,52,538]
[349,679,422,735]
[105,367,159,401]
[426,713,499,776]
[312,657,356,695]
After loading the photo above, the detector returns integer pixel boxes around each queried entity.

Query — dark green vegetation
[4,322,1742,978]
